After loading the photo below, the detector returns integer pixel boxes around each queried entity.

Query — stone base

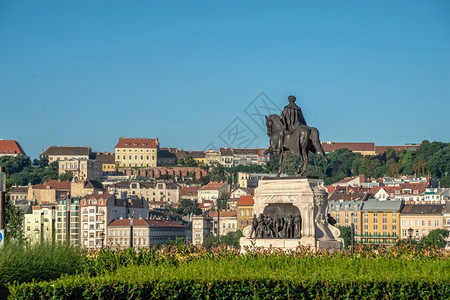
[240,177,344,252]
[240,237,342,252]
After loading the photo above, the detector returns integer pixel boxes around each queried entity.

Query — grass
[104,255,450,283]
[0,242,85,290]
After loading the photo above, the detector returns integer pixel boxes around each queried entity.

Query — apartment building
[80,193,149,249]
[115,137,159,168]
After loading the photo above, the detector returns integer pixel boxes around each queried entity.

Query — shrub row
[9,277,450,299]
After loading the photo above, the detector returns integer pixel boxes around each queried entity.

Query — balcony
[96,211,104,216]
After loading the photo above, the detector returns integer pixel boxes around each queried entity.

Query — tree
[204,230,244,248]
[217,192,229,210]
[419,229,449,249]
[413,161,427,177]
[209,163,227,183]
[281,151,298,175]
[59,171,73,181]
[176,199,201,216]
[386,163,401,177]
[337,226,352,249]
[3,177,24,243]
[178,155,198,167]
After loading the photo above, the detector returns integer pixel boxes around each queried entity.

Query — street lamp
[350,212,355,253]
[100,232,105,249]
[408,227,414,246]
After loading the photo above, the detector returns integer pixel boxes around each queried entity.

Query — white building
[197,182,229,204]
[80,193,149,249]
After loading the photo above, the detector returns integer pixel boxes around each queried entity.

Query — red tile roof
[181,186,200,196]
[198,182,227,191]
[108,219,184,227]
[321,142,375,152]
[375,146,406,154]
[208,210,237,218]
[115,138,158,149]
[0,140,26,156]
[236,195,254,206]
[9,187,28,194]
[219,148,234,156]
[33,180,71,190]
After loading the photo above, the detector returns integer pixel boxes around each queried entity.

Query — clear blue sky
[1,1,449,159]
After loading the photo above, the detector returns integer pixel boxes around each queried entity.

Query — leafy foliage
[0,156,59,186]
[337,226,352,249]
[419,229,449,249]
[203,230,243,248]
[177,155,198,167]
[209,163,227,183]
[264,141,450,185]
[172,199,201,216]
[0,242,85,297]
[7,244,450,299]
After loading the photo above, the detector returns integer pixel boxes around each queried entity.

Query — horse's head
[265,114,282,136]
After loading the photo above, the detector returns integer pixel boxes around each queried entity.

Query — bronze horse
[263,114,327,176]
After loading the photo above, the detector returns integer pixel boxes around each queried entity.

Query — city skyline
[1,1,449,159]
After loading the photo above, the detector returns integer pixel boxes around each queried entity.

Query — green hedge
[8,255,450,299]
[9,278,450,299]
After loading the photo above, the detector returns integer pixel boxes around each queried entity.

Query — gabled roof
[219,148,234,156]
[0,140,26,156]
[9,187,28,194]
[42,146,90,157]
[33,180,71,190]
[236,195,254,206]
[188,151,206,159]
[158,150,176,158]
[93,152,115,164]
[181,186,200,196]
[401,204,444,215]
[84,179,104,190]
[115,138,158,149]
[198,182,227,191]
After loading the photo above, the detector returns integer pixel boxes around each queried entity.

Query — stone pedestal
[240,177,343,251]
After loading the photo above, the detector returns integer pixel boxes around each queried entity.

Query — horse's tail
[310,127,328,162]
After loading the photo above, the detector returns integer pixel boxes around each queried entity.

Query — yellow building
[188,151,206,165]
[115,137,158,168]
[328,199,403,246]
[359,199,403,245]
[236,195,254,230]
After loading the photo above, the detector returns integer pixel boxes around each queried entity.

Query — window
[435,220,440,226]
[422,220,425,226]
[428,220,432,226]
[402,230,407,236]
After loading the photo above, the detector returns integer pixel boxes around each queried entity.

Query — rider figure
[280,95,307,134]
[279,95,307,153]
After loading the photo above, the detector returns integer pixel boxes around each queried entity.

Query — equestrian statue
[264,95,327,176]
